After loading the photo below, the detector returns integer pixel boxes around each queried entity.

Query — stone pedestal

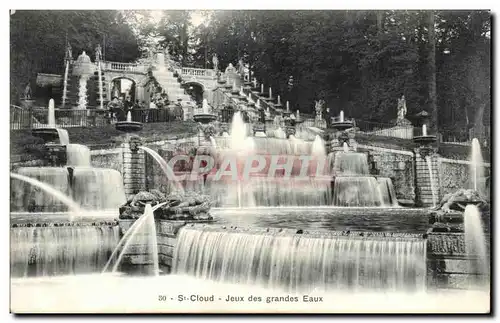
[121,136,145,198]
[19,99,35,110]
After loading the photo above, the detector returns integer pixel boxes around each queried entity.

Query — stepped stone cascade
[414,147,440,207]
[152,53,196,120]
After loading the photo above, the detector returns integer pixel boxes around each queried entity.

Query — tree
[427,11,438,131]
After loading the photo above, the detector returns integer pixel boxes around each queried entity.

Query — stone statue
[315,100,325,121]
[212,54,219,71]
[23,82,32,100]
[95,44,102,62]
[237,59,245,75]
[397,95,407,122]
[65,42,72,61]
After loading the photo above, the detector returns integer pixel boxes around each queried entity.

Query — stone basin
[31,128,62,143]
[413,135,437,145]
[193,113,217,124]
[331,120,354,131]
[115,121,143,132]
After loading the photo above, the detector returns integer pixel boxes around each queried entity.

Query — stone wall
[118,220,191,274]
[358,144,416,202]
[121,141,146,197]
[144,137,199,192]
[426,232,490,289]
[90,148,123,173]
[439,157,491,199]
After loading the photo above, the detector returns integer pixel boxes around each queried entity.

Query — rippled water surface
[211,207,430,233]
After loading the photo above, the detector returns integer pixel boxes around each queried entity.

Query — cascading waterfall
[71,168,126,211]
[11,170,77,213]
[210,136,217,148]
[103,203,166,276]
[274,127,287,139]
[470,138,486,197]
[206,176,332,207]
[463,204,489,283]
[77,76,88,110]
[377,177,399,207]
[311,135,326,158]
[206,112,332,207]
[10,225,119,277]
[333,152,369,176]
[173,227,427,292]
[333,177,384,207]
[332,151,396,207]
[425,156,437,207]
[66,144,91,167]
[56,129,70,146]
[11,167,126,213]
[11,132,129,278]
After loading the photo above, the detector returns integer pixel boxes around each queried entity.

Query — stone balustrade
[101,61,147,73]
[181,67,215,78]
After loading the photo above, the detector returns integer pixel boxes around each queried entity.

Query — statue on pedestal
[397,95,408,124]
[315,99,325,121]
[23,82,32,100]
[95,44,102,62]
[212,54,219,71]
[237,59,245,75]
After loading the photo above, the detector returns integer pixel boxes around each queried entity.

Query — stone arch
[183,81,206,92]
[109,76,138,102]
[183,81,205,105]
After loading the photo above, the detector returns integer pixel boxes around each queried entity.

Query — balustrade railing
[10,107,179,130]
[181,67,215,78]
[101,61,147,73]
[355,119,414,140]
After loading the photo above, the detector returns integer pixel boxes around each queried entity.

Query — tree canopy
[189,10,491,131]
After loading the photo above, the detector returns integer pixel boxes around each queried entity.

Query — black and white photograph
[8,8,491,314]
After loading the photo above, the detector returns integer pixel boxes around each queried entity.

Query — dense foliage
[189,10,491,131]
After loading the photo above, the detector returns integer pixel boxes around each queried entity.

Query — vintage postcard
[9,9,491,314]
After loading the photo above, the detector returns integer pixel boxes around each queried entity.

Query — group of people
[105,91,184,123]
[106,96,147,123]
[149,91,169,109]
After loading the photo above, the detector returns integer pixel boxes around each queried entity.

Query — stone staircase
[152,66,196,120]
[415,150,441,207]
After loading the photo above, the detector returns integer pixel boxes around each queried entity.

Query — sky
[148,10,210,27]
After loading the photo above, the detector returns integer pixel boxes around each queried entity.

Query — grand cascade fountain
[10,56,490,313]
